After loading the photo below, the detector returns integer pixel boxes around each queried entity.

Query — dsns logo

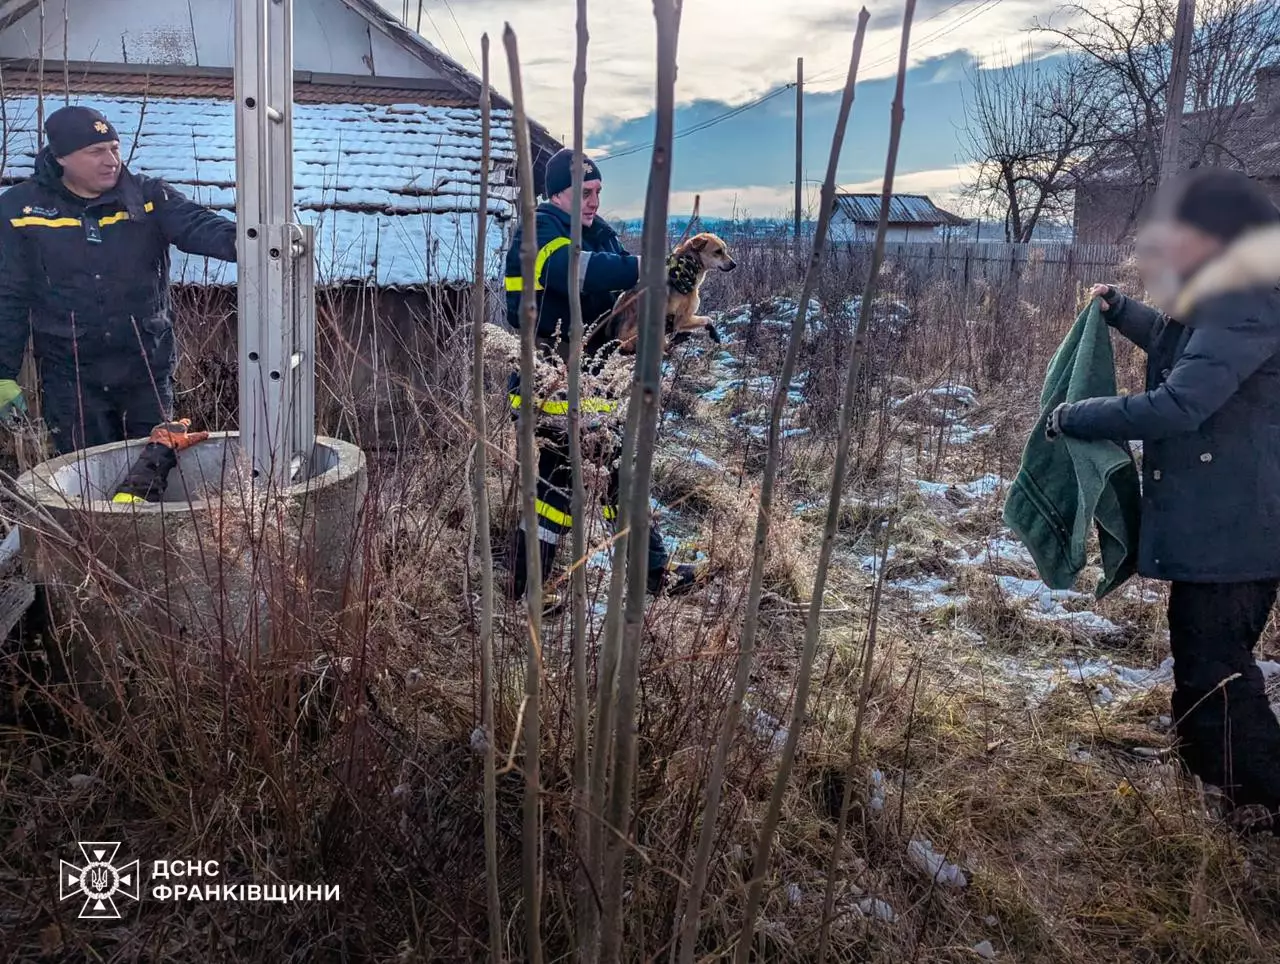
[59,842,141,919]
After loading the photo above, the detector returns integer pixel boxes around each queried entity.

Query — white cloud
[603,163,982,220]
[384,0,1054,140]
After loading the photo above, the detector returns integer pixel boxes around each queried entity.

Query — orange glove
[148,418,209,452]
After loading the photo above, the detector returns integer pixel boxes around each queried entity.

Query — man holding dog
[1047,168,1280,830]
[502,147,707,607]
[0,105,236,455]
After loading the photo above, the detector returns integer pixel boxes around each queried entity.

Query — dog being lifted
[584,232,737,360]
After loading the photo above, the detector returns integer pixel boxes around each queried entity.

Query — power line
[437,0,481,74]
[807,0,1005,85]
[595,85,796,161]
[595,0,1005,162]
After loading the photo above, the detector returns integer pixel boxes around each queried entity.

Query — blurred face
[58,140,122,198]
[551,179,602,226]
[1135,218,1224,308]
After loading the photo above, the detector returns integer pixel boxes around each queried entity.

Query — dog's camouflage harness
[666,251,702,295]
[664,250,722,345]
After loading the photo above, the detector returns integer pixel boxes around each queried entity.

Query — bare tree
[962,48,1099,242]
[1038,0,1280,235]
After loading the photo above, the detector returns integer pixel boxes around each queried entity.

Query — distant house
[829,193,970,244]
[0,0,562,287]
[1074,65,1280,243]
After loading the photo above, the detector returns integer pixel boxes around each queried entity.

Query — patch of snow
[915,474,1006,503]
[744,703,788,753]
[888,575,965,612]
[890,576,950,595]
[995,576,1084,603]
[1112,657,1176,688]
[853,897,898,923]
[869,769,887,812]
[1068,744,1093,764]
[974,939,997,960]
[858,547,899,574]
[947,423,995,445]
[961,474,1005,499]
[1027,609,1123,637]
[906,839,968,889]
[916,480,951,499]
[1124,583,1163,604]
[961,537,1036,569]
[786,883,804,905]
[684,448,723,471]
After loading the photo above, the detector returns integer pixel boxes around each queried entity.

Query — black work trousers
[36,327,176,455]
[512,418,669,595]
[1168,580,1280,812]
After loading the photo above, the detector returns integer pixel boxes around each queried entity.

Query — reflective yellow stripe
[509,393,617,415]
[112,492,146,504]
[536,499,571,527]
[12,201,153,230]
[505,236,572,294]
[101,202,153,226]
[535,237,571,286]
[10,216,80,228]
[602,506,618,521]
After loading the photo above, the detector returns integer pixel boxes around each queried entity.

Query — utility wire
[595,0,1005,161]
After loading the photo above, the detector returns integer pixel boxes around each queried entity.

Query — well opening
[28,432,350,511]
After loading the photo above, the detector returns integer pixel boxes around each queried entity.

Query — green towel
[1002,301,1141,599]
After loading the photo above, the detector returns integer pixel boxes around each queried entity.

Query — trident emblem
[60,842,140,919]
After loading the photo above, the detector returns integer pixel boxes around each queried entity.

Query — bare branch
[675,9,872,964]
[502,23,544,964]
[597,1,683,959]
[471,35,503,963]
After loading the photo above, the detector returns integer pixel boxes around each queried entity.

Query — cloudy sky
[382,0,1066,218]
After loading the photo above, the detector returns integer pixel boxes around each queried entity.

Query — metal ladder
[233,0,316,486]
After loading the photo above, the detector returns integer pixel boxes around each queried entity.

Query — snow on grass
[960,536,1036,569]
[994,576,1085,604]
[947,423,995,445]
[1000,655,1178,706]
[906,839,968,889]
[915,474,1007,503]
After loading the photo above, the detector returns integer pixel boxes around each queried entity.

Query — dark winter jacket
[0,149,237,381]
[1058,224,1280,583]
[503,201,639,344]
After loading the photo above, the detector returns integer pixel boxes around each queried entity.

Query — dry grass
[1,239,1278,963]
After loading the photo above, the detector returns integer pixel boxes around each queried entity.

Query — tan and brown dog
[584,232,736,359]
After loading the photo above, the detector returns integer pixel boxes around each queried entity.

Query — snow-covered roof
[833,193,969,226]
[0,92,519,286]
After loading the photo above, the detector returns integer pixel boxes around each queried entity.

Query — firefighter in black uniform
[0,106,237,454]
[504,148,707,606]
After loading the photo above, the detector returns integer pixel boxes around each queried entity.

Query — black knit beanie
[544,148,601,198]
[1151,167,1280,244]
[45,106,119,159]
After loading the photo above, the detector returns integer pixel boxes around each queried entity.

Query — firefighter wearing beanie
[502,148,707,611]
[1050,167,1280,830]
[0,105,237,454]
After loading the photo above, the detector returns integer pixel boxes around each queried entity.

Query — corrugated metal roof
[0,93,518,286]
[833,193,968,225]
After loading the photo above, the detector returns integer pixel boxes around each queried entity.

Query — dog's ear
[689,235,708,251]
